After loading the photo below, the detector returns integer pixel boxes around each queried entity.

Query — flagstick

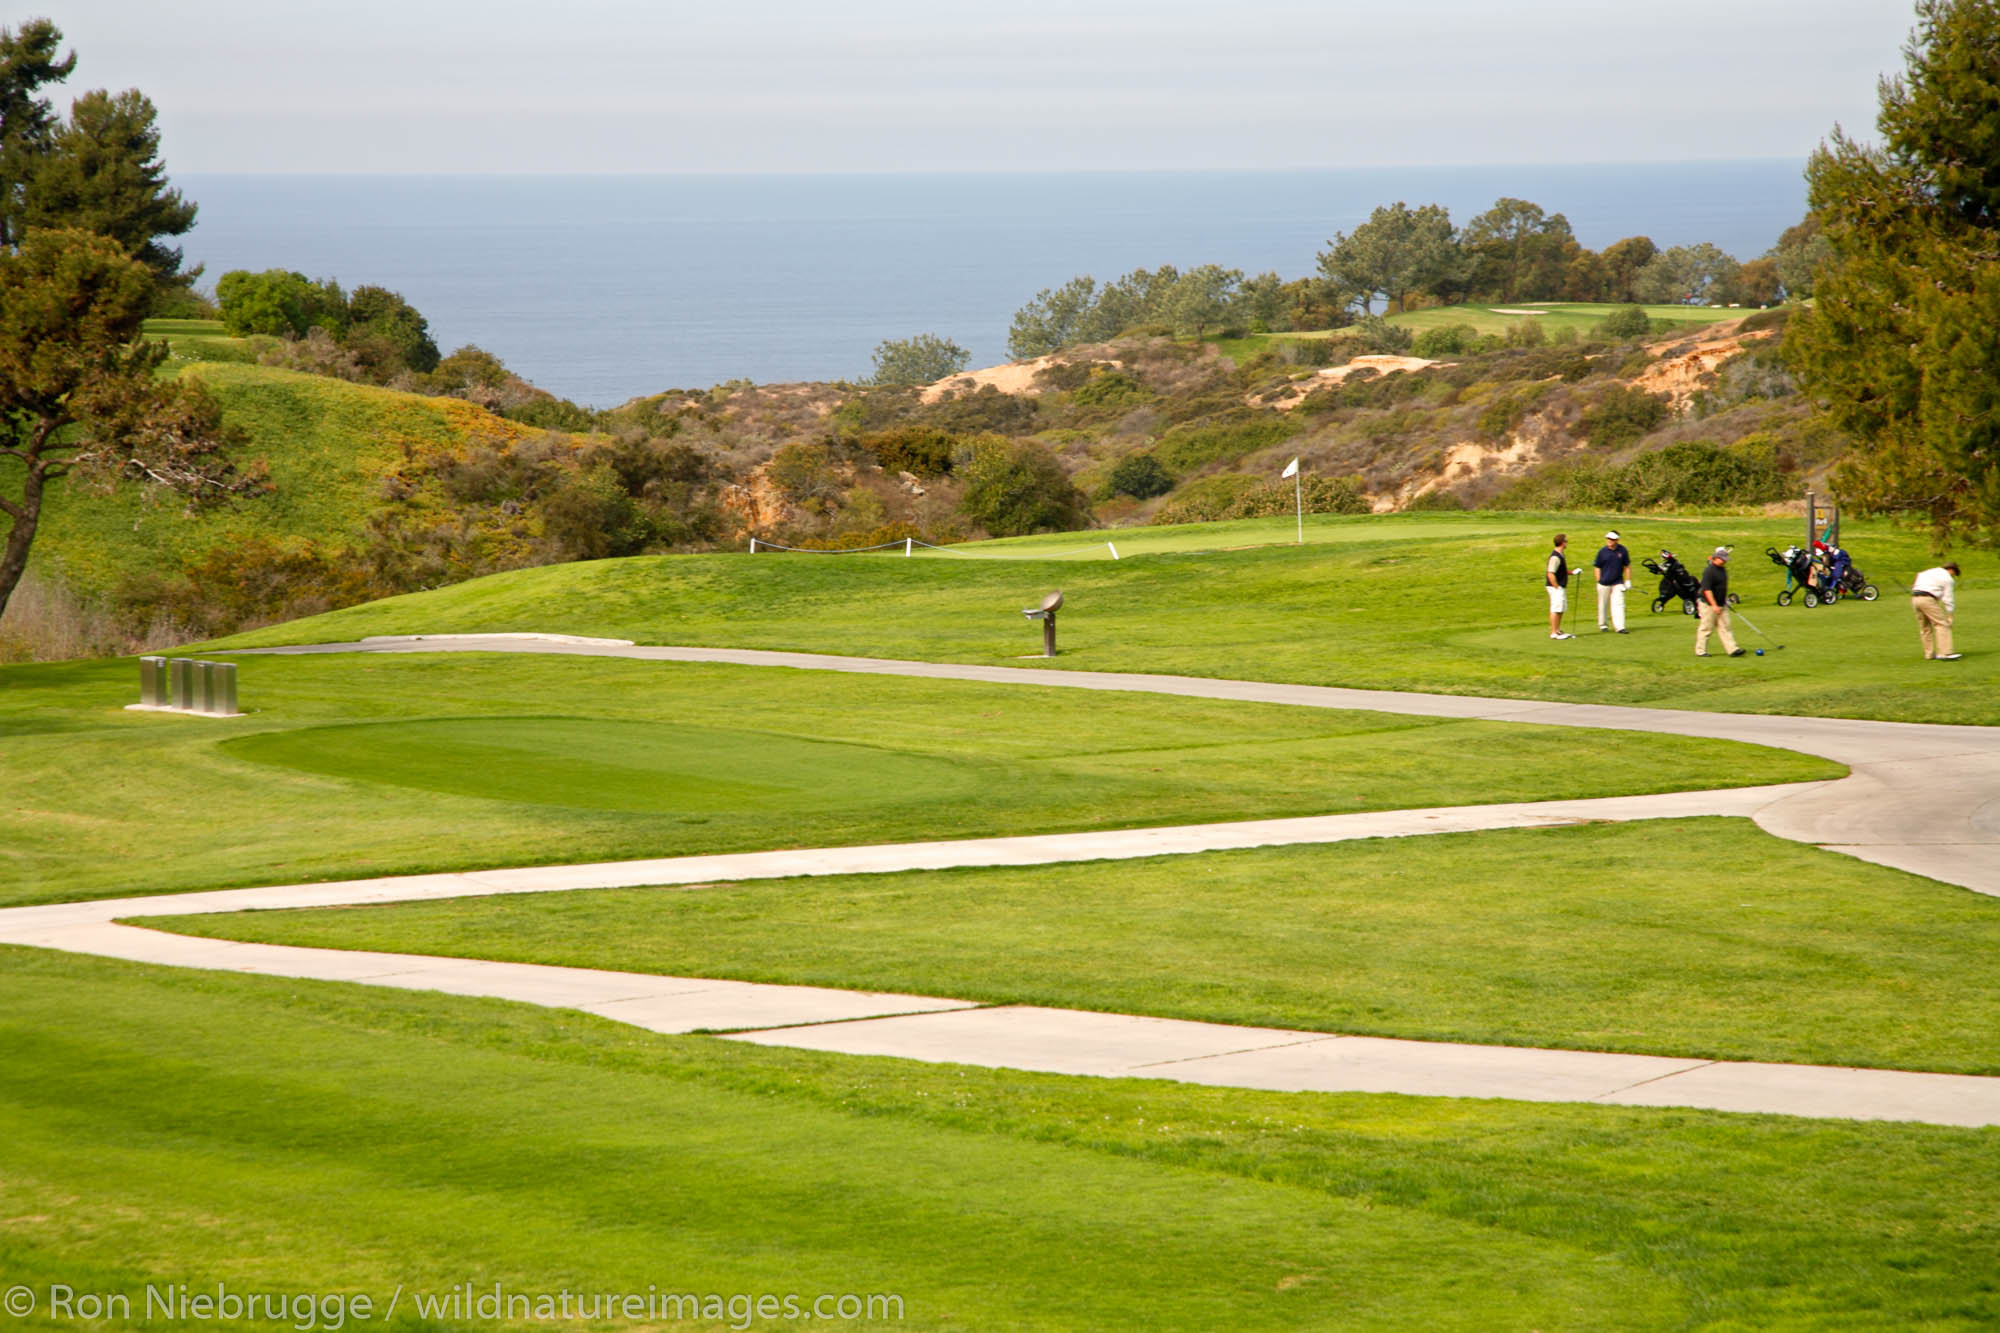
[1294,469,1303,545]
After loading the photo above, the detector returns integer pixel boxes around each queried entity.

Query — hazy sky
[41,0,1915,173]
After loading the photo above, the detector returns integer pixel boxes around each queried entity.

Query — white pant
[1547,586,1567,613]
[1597,583,1626,630]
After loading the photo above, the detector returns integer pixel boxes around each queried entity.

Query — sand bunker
[1262,354,1441,411]
[920,353,1124,404]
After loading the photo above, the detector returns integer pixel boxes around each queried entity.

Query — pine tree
[1786,0,2000,546]
[0,229,260,620]
[0,19,198,294]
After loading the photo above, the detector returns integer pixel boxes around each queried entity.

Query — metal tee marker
[130,656,243,717]
[1021,590,1063,657]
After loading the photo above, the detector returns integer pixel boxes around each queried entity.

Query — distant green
[1215,302,1752,361]
[1383,302,1755,338]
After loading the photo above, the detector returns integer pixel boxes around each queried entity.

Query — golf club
[1731,605,1784,651]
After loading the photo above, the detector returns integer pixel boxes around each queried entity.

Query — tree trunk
[0,460,48,622]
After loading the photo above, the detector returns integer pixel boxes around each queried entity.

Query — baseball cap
[1712,546,1730,559]
[1604,530,1620,540]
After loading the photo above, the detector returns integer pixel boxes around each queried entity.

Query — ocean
[179,164,1808,408]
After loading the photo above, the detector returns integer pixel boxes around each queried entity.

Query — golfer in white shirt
[1911,562,1961,660]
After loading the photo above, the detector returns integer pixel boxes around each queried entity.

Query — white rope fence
[749,536,1121,560]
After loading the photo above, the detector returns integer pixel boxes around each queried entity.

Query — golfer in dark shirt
[1594,531,1632,632]
[1695,547,1745,657]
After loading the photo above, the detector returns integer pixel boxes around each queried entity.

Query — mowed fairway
[155,818,2000,1075]
[7,507,1998,1329]
[1213,303,1753,362]
[1383,301,1760,339]
[0,649,1835,907]
[208,512,2000,725]
[12,948,2000,1330]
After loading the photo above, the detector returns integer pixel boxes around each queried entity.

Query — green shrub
[1031,360,1099,392]
[1070,369,1149,408]
[1619,440,1789,506]
[1153,414,1301,473]
[765,441,846,513]
[1107,453,1174,499]
[1492,440,1788,511]
[1736,306,1791,334]
[861,425,958,478]
[503,397,599,432]
[540,465,651,560]
[958,439,1090,536]
[1411,324,1482,358]
[1476,382,1553,441]
[1404,487,1467,511]
[1580,385,1670,447]
[1150,474,1263,523]
[1346,316,1415,354]
[1230,474,1369,519]
[1155,473,1367,524]
[869,333,970,386]
[1595,305,1654,339]
[921,384,1039,435]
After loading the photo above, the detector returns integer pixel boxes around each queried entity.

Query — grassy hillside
[33,362,539,599]
[14,308,1836,664]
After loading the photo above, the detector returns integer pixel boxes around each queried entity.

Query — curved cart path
[242,635,2000,896]
[5,636,1991,1127]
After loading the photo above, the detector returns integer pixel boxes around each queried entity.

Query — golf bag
[1642,550,1701,615]
[1773,542,1879,607]
[1825,545,1879,602]
[1768,544,1817,604]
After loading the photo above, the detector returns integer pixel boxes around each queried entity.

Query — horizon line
[175,158,1811,180]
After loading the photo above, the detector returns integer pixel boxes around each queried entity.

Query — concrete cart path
[234,636,2000,897]
[13,636,1988,1126]
[5,910,1995,1128]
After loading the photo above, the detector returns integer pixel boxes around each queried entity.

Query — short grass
[1383,302,1759,339]
[4,949,1996,1330]
[0,651,1831,907]
[1213,303,1755,361]
[154,818,2000,1075]
[206,511,1999,726]
[143,316,255,359]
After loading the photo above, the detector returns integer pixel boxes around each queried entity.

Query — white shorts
[1547,586,1567,612]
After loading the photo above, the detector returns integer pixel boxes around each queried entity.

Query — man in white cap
[1593,531,1633,633]
[1695,547,1746,657]
[1911,561,1962,660]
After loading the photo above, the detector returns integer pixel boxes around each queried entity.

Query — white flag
[1281,457,1299,478]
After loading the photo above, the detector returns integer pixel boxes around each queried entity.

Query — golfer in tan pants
[1912,562,1961,659]
[1694,548,1743,657]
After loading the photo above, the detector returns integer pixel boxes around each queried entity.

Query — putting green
[220,716,981,814]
